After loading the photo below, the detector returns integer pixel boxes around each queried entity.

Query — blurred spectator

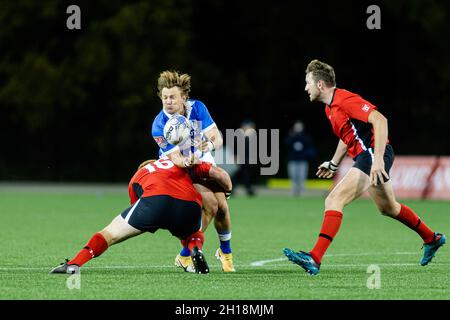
[285,121,316,196]
[232,120,258,196]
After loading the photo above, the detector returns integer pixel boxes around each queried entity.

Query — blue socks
[219,231,232,254]
[180,231,232,255]
[180,247,191,257]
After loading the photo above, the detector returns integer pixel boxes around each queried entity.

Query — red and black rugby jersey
[325,88,389,158]
[128,159,212,206]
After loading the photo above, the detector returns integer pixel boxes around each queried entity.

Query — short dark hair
[305,59,336,87]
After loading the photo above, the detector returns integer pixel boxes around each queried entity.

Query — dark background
[1,0,449,182]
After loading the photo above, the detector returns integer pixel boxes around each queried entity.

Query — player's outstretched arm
[196,127,223,152]
[208,166,232,194]
[317,140,347,178]
[167,149,197,168]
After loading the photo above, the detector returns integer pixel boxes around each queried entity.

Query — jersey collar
[184,100,194,119]
[326,88,338,108]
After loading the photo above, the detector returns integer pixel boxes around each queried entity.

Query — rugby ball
[163,114,192,146]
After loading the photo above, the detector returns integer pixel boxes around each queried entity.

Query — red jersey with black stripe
[325,88,389,159]
[128,158,212,206]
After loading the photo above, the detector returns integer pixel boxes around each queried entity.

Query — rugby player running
[283,59,446,275]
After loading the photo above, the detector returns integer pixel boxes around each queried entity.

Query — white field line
[3,263,450,272]
[259,263,450,268]
[1,252,448,271]
[250,251,419,266]
[0,259,450,273]
[0,265,175,271]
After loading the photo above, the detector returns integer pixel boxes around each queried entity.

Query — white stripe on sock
[218,232,232,242]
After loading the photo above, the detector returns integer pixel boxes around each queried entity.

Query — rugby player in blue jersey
[151,70,235,272]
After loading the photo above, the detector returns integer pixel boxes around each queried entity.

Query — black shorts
[120,195,202,239]
[353,144,395,183]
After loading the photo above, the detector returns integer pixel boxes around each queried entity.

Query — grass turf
[1,190,450,300]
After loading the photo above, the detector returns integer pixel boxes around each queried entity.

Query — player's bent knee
[202,194,219,216]
[324,193,345,211]
[217,198,229,217]
[215,207,227,221]
[378,205,398,217]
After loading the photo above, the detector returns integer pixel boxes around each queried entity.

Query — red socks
[395,204,435,244]
[309,210,343,264]
[181,231,205,251]
[69,232,108,267]
[307,204,435,265]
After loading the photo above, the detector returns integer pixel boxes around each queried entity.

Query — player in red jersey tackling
[283,59,446,275]
[50,157,232,274]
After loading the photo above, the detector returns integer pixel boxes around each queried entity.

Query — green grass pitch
[1,190,450,299]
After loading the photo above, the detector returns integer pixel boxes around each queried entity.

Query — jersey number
[144,159,174,172]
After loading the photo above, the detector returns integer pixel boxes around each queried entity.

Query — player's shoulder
[152,110,168,132]
[188,98,208,111]
[335,88,359,99]
[333,88,364,105]
[334,88,377,115]
[152,109,168,125]
[188,99,213,123]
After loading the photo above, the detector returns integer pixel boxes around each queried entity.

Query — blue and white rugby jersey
[152,99,217,164]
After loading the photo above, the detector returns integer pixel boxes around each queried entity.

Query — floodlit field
[1,189,450,300]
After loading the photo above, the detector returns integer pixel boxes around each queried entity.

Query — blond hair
[305,59,336,87]
[157,70,191,98]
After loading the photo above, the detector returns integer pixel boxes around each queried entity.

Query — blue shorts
[120,195,202,239]
[353,144,395,183]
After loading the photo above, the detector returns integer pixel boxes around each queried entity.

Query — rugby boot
[421,232,446,266]
[174,254,196,273]
[215,248,236,272]
[283,248,320,275]
[50,259,80,274]
[191,247,210,274]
